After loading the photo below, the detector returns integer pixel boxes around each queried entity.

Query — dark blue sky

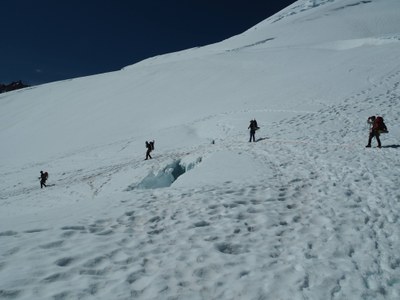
[1,0,296,85]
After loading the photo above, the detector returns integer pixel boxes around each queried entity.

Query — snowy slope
[1,0,400,299]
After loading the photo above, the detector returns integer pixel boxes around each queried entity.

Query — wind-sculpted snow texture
[1,0,400,299]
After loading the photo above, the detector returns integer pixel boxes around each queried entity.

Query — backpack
[374,116,388,133]
[249,120,259,131]
[40,171,48,181]
[146,140,155,151]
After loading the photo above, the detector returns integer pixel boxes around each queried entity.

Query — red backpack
[374,116,388,133]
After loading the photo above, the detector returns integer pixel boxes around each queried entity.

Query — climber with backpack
[39,170,48,188]
[248,119,259,142]
[366,115,388,148]
[145,140,155,160]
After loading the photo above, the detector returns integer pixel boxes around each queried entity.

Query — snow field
[2,0,400,299]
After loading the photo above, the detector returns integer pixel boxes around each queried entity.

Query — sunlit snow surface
[1,0,400,299]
